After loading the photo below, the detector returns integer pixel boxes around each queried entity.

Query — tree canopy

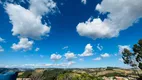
[122,39,142,69]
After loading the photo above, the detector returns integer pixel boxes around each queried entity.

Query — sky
[0,0,142,68]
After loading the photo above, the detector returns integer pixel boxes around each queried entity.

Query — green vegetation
[57,72,103,80]
[99,72,125,77]
[106,67,115,70]
[122,39,142,69]
[18,70,32,78]
[122,39,142,79]
[42,69,67,80]
[30,72,44,80]
[18,69,104,80]
[17,68,142,80]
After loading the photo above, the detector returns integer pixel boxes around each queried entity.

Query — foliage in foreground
[18,69,104,80]
[122,39,142,79]
[122,39,142,69]
[57,73,103,80]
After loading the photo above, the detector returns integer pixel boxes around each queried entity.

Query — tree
[122,39,142,78]
[122,39,142,69]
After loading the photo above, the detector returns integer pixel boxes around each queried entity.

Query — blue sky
[0,0,142,68]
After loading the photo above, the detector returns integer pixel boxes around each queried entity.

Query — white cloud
[2,0,25,3]
[118,45,131,54]
[5,0,57,40]
[5,4,50,40]
[64,51,76,60]
[29,0,56,16]
[44,64,53,67]
[11,38,34,51]
[114,53,118,56]
[93,57,101,61]
[22,64,36,68]
[35,47,40,51]
[97,44,103,51]
[67,61,76,67]
[79,58,84,61]
[62,46,68,49]
[79,44,93,57]
[77,0,142,40]
[96,4,101,10]
[0,37,5,42]
[5,64,50,68]
[50,53,62,61]
[76,18,118,40]
[81,0,86,5]
[3,61,76,68]
[49,61,75,67]
[0,46,4,52]
[119,58,123,62]
[44,61,75,68]
[44,61,76,68]
[101,53,110,58]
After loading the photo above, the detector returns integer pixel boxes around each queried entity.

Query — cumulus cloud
[97,44,103,51]
[81,0,86,5]
[101,53,110,58]
[5,4,50,40]
[0,46,4,52]
[93,57,101,61]
[0,37,5,42]
[79,44,93,57]
[64,51,76,60]
[11,38,34,51]
[118,45,131,54]
[77,0,142,40]
[77,18,115,40]
[29,0,56,16]
[35,47,40,51]
[1,0,25,3]
[50,53,62,61]
[5,0,57,40]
